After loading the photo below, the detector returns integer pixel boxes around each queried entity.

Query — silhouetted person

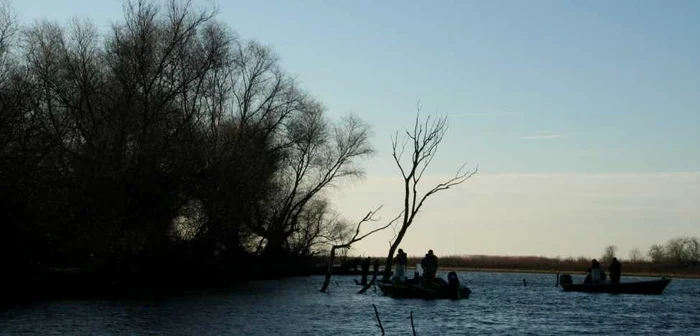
[421,250,438,280]
[393,248,408,281]
[373,258,380,277]
[585,259,606,284]
[360,257,370,285]
[609,258,622,284]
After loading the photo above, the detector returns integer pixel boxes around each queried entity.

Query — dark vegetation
[323,236,700,278]
[0,0,374,301]
[2,0,694,304]
[353,236,700,277]
[419,254,700,277]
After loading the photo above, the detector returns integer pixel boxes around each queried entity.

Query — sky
[12,0,700,259]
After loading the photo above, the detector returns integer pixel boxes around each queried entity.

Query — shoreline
[438,267,700,279]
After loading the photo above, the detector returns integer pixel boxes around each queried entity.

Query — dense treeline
[0,0,370,296]
[646,237,700,265]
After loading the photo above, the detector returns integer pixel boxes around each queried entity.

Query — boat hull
[561,278,671,295]
[377,280,471,300]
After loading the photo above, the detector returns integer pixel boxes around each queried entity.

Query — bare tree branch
[320,206,398,292]
[382,103,477,280]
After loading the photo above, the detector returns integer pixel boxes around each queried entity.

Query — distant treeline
[645,237,700,265]
[0,0,371,296]
[421,255,700,276]
[397,236,700,276]
[328,236,700,277]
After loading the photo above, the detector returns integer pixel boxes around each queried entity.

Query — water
[2,272,700,335]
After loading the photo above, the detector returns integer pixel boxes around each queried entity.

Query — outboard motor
[559,274,573,286]
[447,271,461,299]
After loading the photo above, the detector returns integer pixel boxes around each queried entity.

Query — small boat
[377,272,471,300]
[560,276,671,295]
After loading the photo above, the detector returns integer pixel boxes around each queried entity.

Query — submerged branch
[373,304,385,335]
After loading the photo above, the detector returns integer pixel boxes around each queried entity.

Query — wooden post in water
[360,257,370,286]
[523,278,527,287]
[358,260,380,294]
[320,246,337,293]
[555,273,559,287]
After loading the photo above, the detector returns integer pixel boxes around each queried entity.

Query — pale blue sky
[13,0,700,258]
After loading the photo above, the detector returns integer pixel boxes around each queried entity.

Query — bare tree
[255,112,375,257]
[648,244,665,263]
[665,238,688,265]
[628,247,643,262]
[287,198,339,256]
[320,206,399,293]
[685,237,700,264]
[0,0,20,147]
[15,0,235,261]
[0,0,18,86]
[646,237,700,265]
[382,105,477,279]
[601,245,617,264]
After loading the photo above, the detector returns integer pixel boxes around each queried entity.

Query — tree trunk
[383,225,409,280]
[320,246,336,292]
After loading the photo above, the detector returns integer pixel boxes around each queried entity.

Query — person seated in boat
[393,248,408,282]
[609,258,622,284]
[421,250,439,280]
[584,259,607,284]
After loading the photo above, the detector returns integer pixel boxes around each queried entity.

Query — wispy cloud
[455,111,525,117]
[521,134,562,140]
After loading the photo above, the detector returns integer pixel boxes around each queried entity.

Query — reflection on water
[2,272,699,335]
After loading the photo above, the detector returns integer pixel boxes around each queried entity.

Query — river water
[2,272,699,335]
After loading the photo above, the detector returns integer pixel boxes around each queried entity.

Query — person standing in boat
[393,249,408,281]
[421,250,439,279]
[609,258,622,284]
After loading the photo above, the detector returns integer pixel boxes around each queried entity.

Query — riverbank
[408,255,700,278]
[322,255,700,279]
[438,267,700,279]
[309,264,700,279]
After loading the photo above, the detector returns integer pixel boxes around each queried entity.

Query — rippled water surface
[2,272,700,335]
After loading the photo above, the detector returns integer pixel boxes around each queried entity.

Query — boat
[560,276,671,295]
[377,271,471,300]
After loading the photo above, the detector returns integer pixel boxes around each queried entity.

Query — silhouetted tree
[601,245,617,264]
[382,105,477,279]
[0,0,374,290]
[191,37,309,260]
[287,199,341,257]
[665,238,689,265]
[11,0,228,267]
[252,112,374,261]
[0,0,32,287]
[685,237,700,264]
[628,247,643,262]
[647,237,700,265]
[320,206,399,293]
[648,244,666,263]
